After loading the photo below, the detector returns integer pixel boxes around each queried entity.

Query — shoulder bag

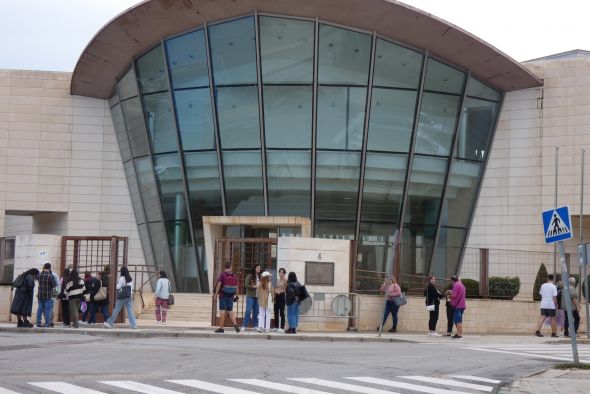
[117,283,132,299]
[393,292,407,307]
[168,280,175,305]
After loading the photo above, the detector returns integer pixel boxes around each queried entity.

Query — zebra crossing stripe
[28,382,105,394]
[100,381,182,394]
[0,388,21,394]
[231,378,333,394]
[449,375,501,384]
[345,377,470,394]
[289,378,398,394]
[399,376,493,392]
[466,347,589,363]
[167,379,261,394]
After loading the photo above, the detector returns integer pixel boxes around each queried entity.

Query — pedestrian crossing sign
[542,205,573,244]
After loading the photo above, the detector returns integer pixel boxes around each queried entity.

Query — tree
[533,263,548,301]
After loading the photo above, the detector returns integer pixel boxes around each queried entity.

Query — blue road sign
[542,205,573,244]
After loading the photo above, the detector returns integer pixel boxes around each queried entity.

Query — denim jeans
[287,303,300,329]
[106,297,136,328]
[242,296,259,328]
[381,300,399,329]
[92,302,110,322]
[36,298,54,326]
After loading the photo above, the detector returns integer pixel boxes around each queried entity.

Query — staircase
[139,293,213,327]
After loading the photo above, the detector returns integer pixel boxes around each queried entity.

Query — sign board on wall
[305,261,334,286]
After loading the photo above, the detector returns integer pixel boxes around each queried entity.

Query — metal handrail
[127,265,161,311]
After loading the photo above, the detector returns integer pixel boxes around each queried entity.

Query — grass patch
[554,362,590,370]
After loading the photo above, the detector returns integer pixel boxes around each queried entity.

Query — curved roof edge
[71,0,542,99]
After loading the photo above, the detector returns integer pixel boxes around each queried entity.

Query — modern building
[2,0,587,303]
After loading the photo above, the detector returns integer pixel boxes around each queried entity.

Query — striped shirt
[65,279,86,300]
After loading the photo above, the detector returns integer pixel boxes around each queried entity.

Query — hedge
[533,263,548,301]
[462,279,480,297]
[488,276,520,300]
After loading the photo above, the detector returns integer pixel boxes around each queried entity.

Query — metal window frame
[311,17,319,236]
[255,11,270,216]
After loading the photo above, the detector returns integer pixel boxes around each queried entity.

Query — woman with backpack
[10,268,39,328]
[154,270,171,325]
[256,271,274,333]
[103,266,137,329]
[379,277,401,333]
[57,268,70,327]
[64,269,86,328]
[286,272,302,334]
[425,275,444,336]
[241,264,261,331]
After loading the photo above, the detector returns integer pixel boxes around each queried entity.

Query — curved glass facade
[109,14,502,293]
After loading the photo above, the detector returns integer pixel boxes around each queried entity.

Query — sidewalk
[502,369,590,393]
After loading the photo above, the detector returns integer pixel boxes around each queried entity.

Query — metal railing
[299,292,361,330]
[127,264,161,310]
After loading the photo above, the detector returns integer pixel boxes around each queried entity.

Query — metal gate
[211,237,277,326]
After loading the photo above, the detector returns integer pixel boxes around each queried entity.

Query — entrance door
[211,237,277,326]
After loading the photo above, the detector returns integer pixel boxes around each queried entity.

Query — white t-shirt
[539,282,557,309]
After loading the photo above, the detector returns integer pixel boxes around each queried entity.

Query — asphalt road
[0,331,551,393]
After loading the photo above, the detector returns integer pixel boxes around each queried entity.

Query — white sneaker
[271,328,277,332]
[256,327,263,333]
[431,332,442,337]
[103,322,112,329]
[156,321,161,325]
[264,329,270,333]
[428,331,433,336]
[240,327,246,332]
[277,328,285,334]
[162,321,167,325]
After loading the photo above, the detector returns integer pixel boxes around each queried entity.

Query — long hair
[251,264,261,280]
[68,269,80,283]
[25,268,39,278]
[287,272,297,283]
[260,275,270,287]
[120,266,132,283]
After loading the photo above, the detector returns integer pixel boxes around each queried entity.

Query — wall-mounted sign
[305,261,334,286]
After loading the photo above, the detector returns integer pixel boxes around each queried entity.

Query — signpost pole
[554,146,559,277]
[558,241,580,364]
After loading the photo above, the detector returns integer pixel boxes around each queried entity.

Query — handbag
[94,281,107,301]
[426,304,436,312]
[393,292,407,307]
[117,284,132,299]
[167,281,175,305]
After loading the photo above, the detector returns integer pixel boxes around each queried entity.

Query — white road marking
[345,377,471,394]
[100,381,182,394]
[168,379,260,394]
[231,379,333,394]
[449,375,502,384]
[399,376,493,392]
[466,347,590,363]
[28,382,105,394]
[289,378,399,394]
[0,388,21,394]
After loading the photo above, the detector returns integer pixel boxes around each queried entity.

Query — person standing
[57,268,70,327]
[449,275,466,339]
[103,266,137,329]
[272,268,287,333]
[10,268,39,328]
[379,277,401,333]
[256,271,274,333]
[286,272,302,334]
[426,275,444,336]
[36,263,57,328]
[563,277,581,337]
[213,262,240,333]
[241,264,261,331]
[154,270,171,325]
[81,272,101,325]
[64,269,86,329]
[93,271,110,323]
[444,288,454,336]
[535,274,558,337]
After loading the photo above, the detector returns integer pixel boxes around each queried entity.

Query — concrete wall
[0,69,145,266]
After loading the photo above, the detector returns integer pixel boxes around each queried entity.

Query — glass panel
[467,76,501,102]
[216,86,260,149]
[317,86,366,150]
[357,225,397,291]
[137,223,155,266]
[315,151,361,238]
[109,93,119,108]
[373,39,423,89]
[441,160,482,228]
[165,220,198,292]
[264,86,312,148]
[414,92,461,156]
[136,45,168,94]
[122,97,151,158]
[260,16,314,83]
[423,58,465,94]
[193,222,209,291]
[153,153,187,221]
[405,156,447,225]
[431,227,466,279]
[222,151,264,215]
[184,151,223,221]
[456,98,499,161]
[135,157,163,222]
[318,24,371,85]
[117,68,138,100]
[111,104,132,162]
[0,239,15,285]
[124,161,146,225]
[267,150,311,216]
[165,30,209,89]
[148,221,174,281]
[367,88,416,152]
[173,88,216,150]
[209,17,257,85]
[360,153,407,224]
[143,93,179,154]
[400,223,436,277]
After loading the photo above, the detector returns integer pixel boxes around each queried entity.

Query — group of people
[535,274,581,337]
[10,263,138,330]
[214,262,308,334]
[379,275,467,339]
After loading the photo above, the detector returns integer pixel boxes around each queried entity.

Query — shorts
[453,308,465,324]
[219,295,235,311]
[541,308,556,317]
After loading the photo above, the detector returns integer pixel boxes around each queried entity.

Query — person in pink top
[379,277,402,333]
[449,275,466,339]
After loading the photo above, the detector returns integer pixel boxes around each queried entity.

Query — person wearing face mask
[425,275,444,336]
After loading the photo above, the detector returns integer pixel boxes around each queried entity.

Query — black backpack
[11,273,25,290]
[298,284,310,301]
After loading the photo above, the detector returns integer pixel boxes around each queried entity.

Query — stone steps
[139,293,213,323]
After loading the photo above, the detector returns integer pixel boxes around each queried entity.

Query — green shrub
[461,279,480,298]
[533,263,548,301]
[489,276,520,299]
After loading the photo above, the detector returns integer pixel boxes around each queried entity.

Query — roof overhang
[71,0,543,99]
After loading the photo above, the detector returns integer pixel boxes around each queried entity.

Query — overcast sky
[0,0,587,72]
